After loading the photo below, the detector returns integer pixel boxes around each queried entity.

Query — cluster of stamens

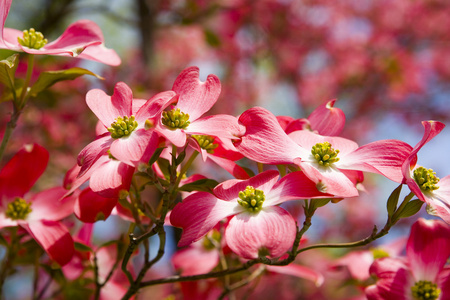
[413,167,440,192]
[311,142,340,167]
[5,197,32,220]
[411,280,440,300]
[192,135,218,153]
[371,248,390,260]
[237,186,265,213]
[107,116,138,139]
[161,108,190,130]
[17,28,48,49]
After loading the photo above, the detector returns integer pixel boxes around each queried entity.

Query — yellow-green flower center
[107,115,138,139]
[17,28,48,50]
[413,167,440,192]
[371,248,390,260]
[161,108,190,130]
[238,186,265,213]
[192,135,218,153]
[311,142,340,167]
[5,197,32,220]
[411,280,440,300]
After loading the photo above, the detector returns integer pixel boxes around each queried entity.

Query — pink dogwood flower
[171,170,332,259]
[366,218,450,300]
[77,82,175,175]
[156,66,242,148]
[0,0,120,65]
[0,144,75,266]
[401,121,450,223]
[235,107,413,197]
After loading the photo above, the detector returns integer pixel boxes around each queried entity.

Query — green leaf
[74,242,93,253]
[397,199,424,219]
[148,147,166,166]
[204,29,221,47]
[179,178,219,193]
[310,198,331,210]
[157,158,171,180]
[0,54,19,89]
[386,184,402,217]
[28,67,103,97]
[175,149,186,166]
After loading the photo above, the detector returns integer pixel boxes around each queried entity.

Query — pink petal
[77,133,111,177]
[406,218,450,282]
[155,123,187,147]
[0,144,48,200]
[235,107,301,165]
[172,66,221,121]
[225,206,296,259]
[438,268,450,299]
[86,82,133,128]
[213,170,280,201]
[308,99,345,136]
[267,171,333,206]
[27,187,75,221]
[0,213,18,228]
[207,155,250,180]
[24,220,74,266]
[340,139,413,182]
[186,114,243,142]
[266,264,324,286]
[170,192,240,247]
[109,129,155,166]
[90,159,134,198]
[367,257,411,300]
[172,243,220,276]
[295,160,359,197]
[0,0,12,47]
[332,250,374,281]
[74,188,117,223]
[77,43,121,66]
[135,91,177,124]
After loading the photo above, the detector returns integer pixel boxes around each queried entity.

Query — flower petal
[74,188,117,223]
[77,133,111,177]
[90,159,134,198]
[27,187,75,222]
[266,264,324,286]
[172,243,219,276]
[135,91,177,124]
[170,192,239,247]
[235,107,301,165]
[406,218,450,282]
[77,43,121,66]
[86,82,133,128]
[0,144,48,200]
[307,99,345,136]
[225,206,296,259]
[109,129,156,166]
[24,220,74,266]
[173,66,221,121]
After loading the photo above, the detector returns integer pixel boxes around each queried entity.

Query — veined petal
[90,159,134,198]
[225,206,296,259]
[86,82,133,128]
[173,66,221,121]
[267,171,333,206]
[213,170,280,201]
[186,114,243,141]
[339,139,413,182]
[135,91,177,124]
[77,43,121,66]
[77,133,111,177]
[0,0,13,48]
[207,155,250,180]
[438,268,450,299]
[155,123,187,147]
[295,160,359,197]
[235,107,301,165]
[407,218,450,282]
[170,192,240,247]
[74,188,117,223]
[172,244,220,276]
[367,257,412,300]
[24,220,74,266]
[109,129,154,166]
[308,99,345,136]
[0,144,48,200]
[27,187,75,221]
